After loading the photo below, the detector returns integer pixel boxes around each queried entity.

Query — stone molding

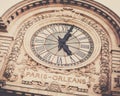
[0,0,119,96]
[1,0,120,45]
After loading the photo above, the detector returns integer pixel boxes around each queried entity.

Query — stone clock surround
[0,0,120,96]
[1,0,120,43]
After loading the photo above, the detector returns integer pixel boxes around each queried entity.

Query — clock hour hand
[58,35,71,51]
[58,36,63,51]
[62,44,72,55]
[58,36,72,55]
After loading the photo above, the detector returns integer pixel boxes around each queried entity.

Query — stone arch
[1,0,120,45]
[0,0,120,96]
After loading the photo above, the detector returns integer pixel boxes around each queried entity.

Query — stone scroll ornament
[3,16,46,81]
[3,29,26,81]
[80,16,110,94]
[99,37,110,92]
[93,29,110,94]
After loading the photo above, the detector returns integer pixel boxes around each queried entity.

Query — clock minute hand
[58,25,73,51]
[62,25,74,42]
[58,25,74,55]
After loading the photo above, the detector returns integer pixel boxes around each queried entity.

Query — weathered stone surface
[0,0,120,96]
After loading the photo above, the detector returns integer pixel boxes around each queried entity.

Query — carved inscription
[23,70,87,85]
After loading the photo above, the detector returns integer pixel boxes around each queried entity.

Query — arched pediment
[1,0,120,45]
[0,0,120,96]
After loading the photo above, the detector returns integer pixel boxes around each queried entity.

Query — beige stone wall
[0,0,120,96]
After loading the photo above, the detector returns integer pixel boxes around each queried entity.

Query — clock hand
[58,25,74,51]
[58,36,63,51]
[58,36,72,55]
[62,25,74,42]
[62,44,72,55]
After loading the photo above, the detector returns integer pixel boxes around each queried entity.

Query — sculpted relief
[0,0,119,95]
[1,7,111,96]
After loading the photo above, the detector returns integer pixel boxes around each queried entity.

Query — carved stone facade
[0,0,120,96]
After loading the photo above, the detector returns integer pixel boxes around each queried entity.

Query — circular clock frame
[24,8,101,69]
[31,23,94,66]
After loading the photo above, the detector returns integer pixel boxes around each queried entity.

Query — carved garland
[81,17,110,93]
[3,16,45,80]
[3,30,25,81]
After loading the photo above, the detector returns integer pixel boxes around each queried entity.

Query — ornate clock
[24,12,101,69]
[1,0,120,96]
[30,23,94,68]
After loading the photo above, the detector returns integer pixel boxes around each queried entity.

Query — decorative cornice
[1,0,120,44]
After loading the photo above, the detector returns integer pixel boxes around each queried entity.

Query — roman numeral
[57,56,62,64]
[79,36,87,40]
[43,53,53,61]
[48,24,58,33]
[76,51,86,58]
[70,56,76,63]
[35,45,45,54]
[34,38,45,43]
[80,44,90,49]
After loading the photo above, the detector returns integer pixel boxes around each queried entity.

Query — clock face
[30,23,94,68]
